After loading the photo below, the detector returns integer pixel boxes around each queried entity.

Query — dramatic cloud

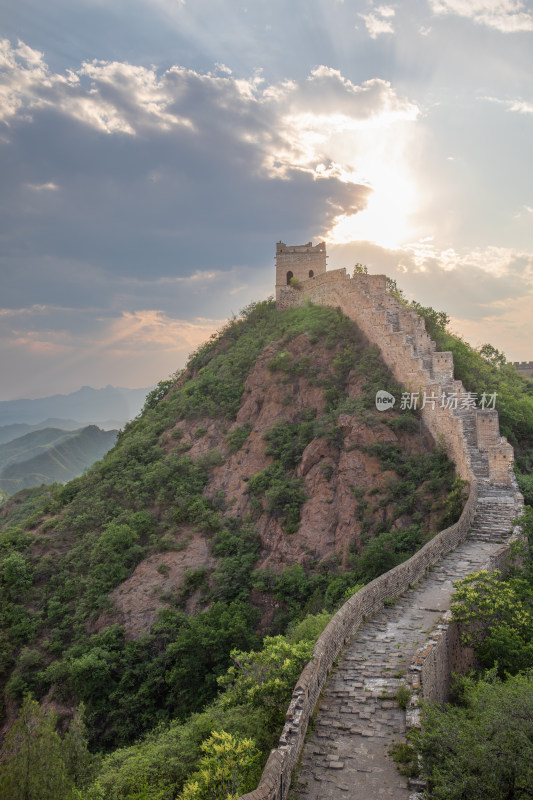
[1,0,533,398]
[0,38,420,293]
[429,0,533,32]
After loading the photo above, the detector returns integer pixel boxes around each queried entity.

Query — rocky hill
[0,300,463,751]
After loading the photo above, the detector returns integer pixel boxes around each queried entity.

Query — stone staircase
[468,489,520,542]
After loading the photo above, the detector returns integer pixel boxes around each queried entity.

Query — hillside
[0,300,465,770]
[0,426,118,494]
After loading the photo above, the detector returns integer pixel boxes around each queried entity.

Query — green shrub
[226,423,253,453]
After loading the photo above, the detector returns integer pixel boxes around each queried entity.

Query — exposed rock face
[108,332,446,635]
[108,533,215,636]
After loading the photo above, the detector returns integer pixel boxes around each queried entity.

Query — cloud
[429,0,533,32]
[0,304,225,398]
[328,238,533,358]
[483,94,533,113]
[359,6,396,38]
[0,38,420,293]
[25,181,59,191]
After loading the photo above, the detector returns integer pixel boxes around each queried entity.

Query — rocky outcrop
[106,323,454,632]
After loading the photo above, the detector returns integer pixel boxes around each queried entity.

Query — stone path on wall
[292,490,518,800]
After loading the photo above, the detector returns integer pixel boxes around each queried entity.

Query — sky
[1,0,532,400]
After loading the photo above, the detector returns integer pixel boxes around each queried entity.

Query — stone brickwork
[512,360,533,379]
[408,524,523,711]
[275,268,515,487]
[275,241,327,297]
[236,256,523,800]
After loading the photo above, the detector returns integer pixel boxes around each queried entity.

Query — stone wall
[237,268,521,800]
[239,488,479,800]
[276,270,514,486]
[408,523,525,708]
[512,361,533,379]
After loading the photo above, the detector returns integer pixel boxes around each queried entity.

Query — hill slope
[0,420,85,445]
[0,426,118,494]
[0,300,463,753]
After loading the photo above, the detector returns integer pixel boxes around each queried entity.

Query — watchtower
[275,241,327,295]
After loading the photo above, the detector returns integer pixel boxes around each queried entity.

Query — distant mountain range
[0,385,151,428]
[0,418,121,444]
[0,385,152,498]
[0,425,118,494]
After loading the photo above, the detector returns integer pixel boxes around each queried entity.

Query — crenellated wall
[512,361,533,379]
[276,270,515,487]
[237,267,523,800]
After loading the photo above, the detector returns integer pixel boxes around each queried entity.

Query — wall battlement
[236,247,523,800]
[512,361,533,379]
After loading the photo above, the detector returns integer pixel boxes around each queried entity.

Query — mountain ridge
[0,425,118,494]
[0,385,152,428]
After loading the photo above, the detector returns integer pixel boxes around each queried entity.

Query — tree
[416,671,533,800]
[451,569,533,674]
[218,636,313,728]
[0,696,72,800]
[1,551,33,600]
[478,343,507,369]
[62,705,99,790]
[178,730,260,800]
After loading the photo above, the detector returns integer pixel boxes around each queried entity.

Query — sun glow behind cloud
[1,45,423,252]
[316,118,421,251]
[262,75,421,250]
[326,154,418,250]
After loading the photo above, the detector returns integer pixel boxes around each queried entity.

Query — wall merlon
[476,409,500,450]
[432,351,454,380]
[487,441,514,484]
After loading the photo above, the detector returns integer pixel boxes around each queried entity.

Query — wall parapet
[238,486,479,800]
[408,521,525,705]
[512,361,533,379]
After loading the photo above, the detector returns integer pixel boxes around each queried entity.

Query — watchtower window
[309,270,314,278]
[286,271,293,285]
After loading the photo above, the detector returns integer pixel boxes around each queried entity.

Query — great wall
[238,242,525,800]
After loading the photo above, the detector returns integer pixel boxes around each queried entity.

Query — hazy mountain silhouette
[0,385,151,428]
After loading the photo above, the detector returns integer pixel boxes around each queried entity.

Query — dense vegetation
[1,291,519,800]
[412,508,533,800]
